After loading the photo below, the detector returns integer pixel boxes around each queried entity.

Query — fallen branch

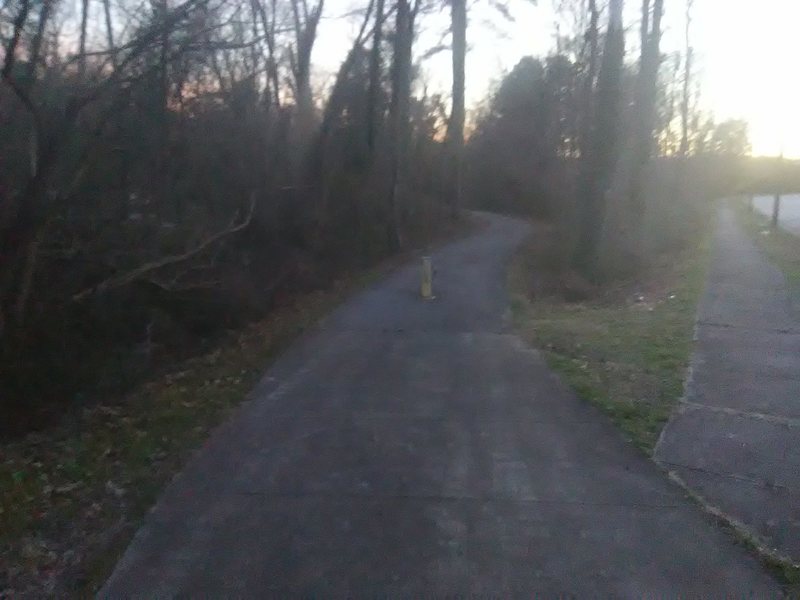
[72,195,256,301]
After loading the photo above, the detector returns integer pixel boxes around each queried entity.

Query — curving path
[101,213,777,596]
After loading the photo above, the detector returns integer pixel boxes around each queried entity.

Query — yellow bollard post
[420,256,434,299]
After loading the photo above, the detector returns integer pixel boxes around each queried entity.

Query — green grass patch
[508,227,711,454]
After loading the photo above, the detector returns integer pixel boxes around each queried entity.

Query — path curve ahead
[101,213,777,596]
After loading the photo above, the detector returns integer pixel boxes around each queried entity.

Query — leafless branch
[1,0,31,79]
[420,43,449,60]
[26,0,53,79]
[72,195,256,301]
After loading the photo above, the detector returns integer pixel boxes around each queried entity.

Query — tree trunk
[640,0,650,60]
[366,0,385,155]
[311,0,374,216]
[288,0,323,177]
[627,0,663,235]
[290,0,324,128]
[578,0,599,159]
[103,0,117,68]
[387,0,414,249]
[158,0,170,115]
[0,162,52,342]
[78,0,90,78]
[446,0,466,218]
[679,0,693,157]
[252,0,282,109]
[572,0,625,277]
[27,0,52,79]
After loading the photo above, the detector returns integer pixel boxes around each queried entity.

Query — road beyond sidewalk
[101,212,777,596]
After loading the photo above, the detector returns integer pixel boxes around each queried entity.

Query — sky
[313,0,800,158]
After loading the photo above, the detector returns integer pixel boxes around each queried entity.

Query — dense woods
[466,0,754,273]
[0,0,458,432]
[0,0,766,434]
[5,0,800,595]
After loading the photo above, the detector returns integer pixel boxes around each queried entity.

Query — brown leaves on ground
[0,212,479,598]
[0,287,342,596]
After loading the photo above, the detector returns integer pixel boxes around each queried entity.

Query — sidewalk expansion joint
[680,400,800,428]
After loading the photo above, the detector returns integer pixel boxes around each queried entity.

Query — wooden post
[420,256,433,299]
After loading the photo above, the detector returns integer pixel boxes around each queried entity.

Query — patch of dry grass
[508,224,711,453]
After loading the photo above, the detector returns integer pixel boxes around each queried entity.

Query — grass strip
[508,228,711,454]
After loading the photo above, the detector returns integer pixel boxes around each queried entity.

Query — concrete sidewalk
[753,193,800,235]
[101,213,777,596]
[656,204,800,562]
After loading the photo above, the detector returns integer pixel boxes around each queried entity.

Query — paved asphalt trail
[101,213,777,596]
[656,204,800,562]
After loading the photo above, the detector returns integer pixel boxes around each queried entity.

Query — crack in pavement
[658,461,797,493]
[697,319,800,335]
[679,400,800,428]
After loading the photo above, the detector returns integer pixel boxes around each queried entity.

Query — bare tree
[289,0,324,123]
[27,0,53,79]
[312,0,375,218]
[252,0,282,108]
[0,0,210,337]
[627,0,664,229]
[366,0,385,154]
[103,0,117,68]
[78,0,90,77]
[0,0,462,444]
[679,0,693,158]
[578,0,599,157]
[445,0,466,216]
[572,0,625,276]
[386,0,418,248]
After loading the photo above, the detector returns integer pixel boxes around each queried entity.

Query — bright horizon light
[313,0,800,158]
[681,0,800,158]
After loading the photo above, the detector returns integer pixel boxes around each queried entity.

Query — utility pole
[771,151,783,231]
